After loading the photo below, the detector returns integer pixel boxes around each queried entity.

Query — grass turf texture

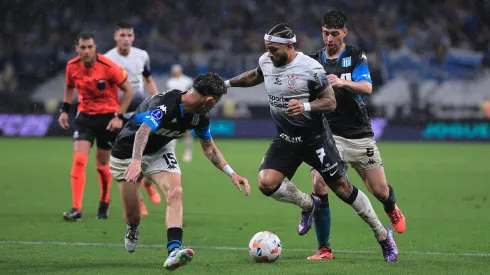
[0,138,489,274]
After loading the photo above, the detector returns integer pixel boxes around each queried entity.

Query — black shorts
[73,112,118,150]
[259,136,347,183]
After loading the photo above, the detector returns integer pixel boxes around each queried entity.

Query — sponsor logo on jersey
[280,133,303,143]
[155,128,186,138]
[342,56,352,67]
[268,94,289,108]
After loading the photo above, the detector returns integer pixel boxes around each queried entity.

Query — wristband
[222,164,235,176]
[115,113,125,120]
[224,80,231,88]
[60,102,71,113]
[303,102,311,112]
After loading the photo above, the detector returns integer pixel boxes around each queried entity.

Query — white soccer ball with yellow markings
[248,231,282,263]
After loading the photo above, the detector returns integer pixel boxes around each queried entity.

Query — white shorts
[333,135,383,171]
[109,140,180,182]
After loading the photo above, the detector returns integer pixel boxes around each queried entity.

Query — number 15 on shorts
[162,153,178,170]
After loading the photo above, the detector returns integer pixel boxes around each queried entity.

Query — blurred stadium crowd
[0,0,489,114]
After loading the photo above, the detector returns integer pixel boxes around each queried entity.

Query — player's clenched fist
[58,112,70,129]
[327,74,345,88]
[287,99,305,116]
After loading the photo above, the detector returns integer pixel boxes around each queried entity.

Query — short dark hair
[116,21,133,30]
[193,72,227,98]
[75,32,95,45]
[266,22,295,39]
[322,10,348,29]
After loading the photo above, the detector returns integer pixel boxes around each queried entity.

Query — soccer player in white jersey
[105,21,161,215]
[225,23,398,262]
[166,64,195,163]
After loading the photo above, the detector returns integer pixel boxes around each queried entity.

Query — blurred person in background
[166,64,195,163]
[105,21,161,216]
[58,32,134,221]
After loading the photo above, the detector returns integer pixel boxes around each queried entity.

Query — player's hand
[106,117,123,132]
[287,99,305,116]
[124,160,141,183]
[230,173,250,196]
[327,74,344,88]
[58,112,69,129]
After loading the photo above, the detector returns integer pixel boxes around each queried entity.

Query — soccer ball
[248,231,282,263]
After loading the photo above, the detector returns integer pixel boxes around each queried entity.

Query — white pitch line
[1,240,489,258]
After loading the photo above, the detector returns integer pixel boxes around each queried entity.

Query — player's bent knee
[370,184,389,200]
[257,170,284,195]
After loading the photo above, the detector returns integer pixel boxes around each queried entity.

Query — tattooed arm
[123,123,152,182]
[199,139,229,171]
[132,123,152,160]
[287,84,336,116]
[227,67,265,87]
[310,84,337,113]
[199,138,251,195]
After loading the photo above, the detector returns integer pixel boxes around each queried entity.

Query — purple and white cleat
[378,226,398,262]
[298,194,320,236]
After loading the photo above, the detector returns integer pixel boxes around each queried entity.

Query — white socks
[350,189,387,240]
[270,180,313,211]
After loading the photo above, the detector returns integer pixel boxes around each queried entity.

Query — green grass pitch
[0,138,489,274]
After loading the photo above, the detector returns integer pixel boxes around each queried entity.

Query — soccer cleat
[378,226,398,262]
[163,248,194,271]
[63,208,82,221]
[143,183,161,205]
[387,204,406,234]
[307,245,334,260]
[96,201,109,219]
[125,225,139,253]
[140,200,148,216]
[298,194,320,236]
[183,150,192,163]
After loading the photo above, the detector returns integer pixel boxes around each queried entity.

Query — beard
[270,53,289,67]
